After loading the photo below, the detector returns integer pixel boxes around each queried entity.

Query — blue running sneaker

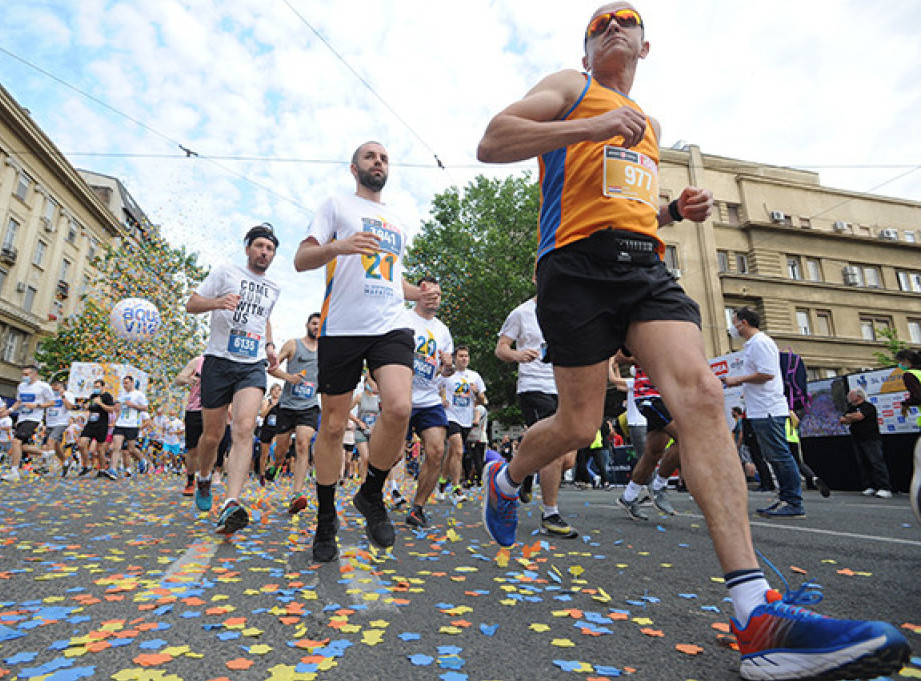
[194,478,212,512]
[482,461,519,548]
[216,500,249,536]
[731,588,910,680]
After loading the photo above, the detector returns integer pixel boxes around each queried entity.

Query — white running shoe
[2,469,21,482]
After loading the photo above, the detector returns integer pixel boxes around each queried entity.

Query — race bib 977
[603,146,658,210]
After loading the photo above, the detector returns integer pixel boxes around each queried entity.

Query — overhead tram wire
[280,0,447,174]
[0,45,316,218]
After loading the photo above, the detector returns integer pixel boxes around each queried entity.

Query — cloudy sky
[2,0,920,344]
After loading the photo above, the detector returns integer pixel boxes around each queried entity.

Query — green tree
[405,174,540,426]
[872,327,909,367]
[37,227,208,408]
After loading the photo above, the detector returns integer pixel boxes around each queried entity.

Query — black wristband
[668,200,683,222]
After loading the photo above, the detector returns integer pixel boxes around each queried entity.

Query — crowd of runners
[0,3,918,679]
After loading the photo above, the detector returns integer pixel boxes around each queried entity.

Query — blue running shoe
[482,461,519,548]
[216,500,249,536]
[731,588,910,680]
[194,478,212,512]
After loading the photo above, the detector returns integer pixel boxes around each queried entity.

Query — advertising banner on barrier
[66,362,149,399]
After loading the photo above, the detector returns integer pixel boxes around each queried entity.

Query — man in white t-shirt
[497,297,578,538]
[45,379,77,477]
[294,141,431,562]
[723,307,804,517]
[1,364,55,482]
[111,374,149,477]
[162,409,185,469]
[0,412,13,461]
[186,223,280,535]
[404,276,454,528]
[440,346,487,504]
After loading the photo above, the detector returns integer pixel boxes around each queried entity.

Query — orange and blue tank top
[537,74,660,261]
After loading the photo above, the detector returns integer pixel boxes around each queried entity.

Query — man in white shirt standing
[1,364,55,482]
[440,346,487,505]
[496,297,578,538]
[186,223,280,535]
[46,379,77,477]
[111,374,149,477]
[723,307,804,517]
[404,276,454,528]
[295,141,430,562]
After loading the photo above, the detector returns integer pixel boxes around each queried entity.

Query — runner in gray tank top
[269,313,321,514]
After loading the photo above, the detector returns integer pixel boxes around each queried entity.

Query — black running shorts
[536,230,701,367]
[200,356,267,410]
[276,406,320,433]
[518,391,559,427]
[184,410,203,449]
[317,328,413,396]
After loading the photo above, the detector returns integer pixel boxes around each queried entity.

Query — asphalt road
[0,471,919,681]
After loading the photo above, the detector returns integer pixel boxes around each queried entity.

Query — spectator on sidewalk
[840,388,892,499]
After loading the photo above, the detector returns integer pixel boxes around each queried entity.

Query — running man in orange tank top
[475,4,909,680]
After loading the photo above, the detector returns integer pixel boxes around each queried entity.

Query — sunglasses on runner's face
[585,8,643,40]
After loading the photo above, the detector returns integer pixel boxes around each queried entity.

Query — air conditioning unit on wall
[833,220,850,232]
[769,210,786,223]
[878,228,898,241]
[842,266,861,286]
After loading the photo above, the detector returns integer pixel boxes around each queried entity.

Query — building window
[23,285,37,313]
[717,250,729,273]
[859,314,892,341]
[815,310,833,337]
[821,369,838,379]
[725,307,736,335]
[1,327,25,364]
[2,218,19,250]
[13,172,30,202]
[909,319,921,344]
[32,241,47,267]
[799,217,812,229]
[43,197,57,223]
[896,270,921,293]
[726,203,741,226]
[66,221,78,244]
[0,268,6,294]
[862,266,881,288]
[59,259,71,283]
[805,258,822,282]
[857,225,872,237]
[735,253,749,274]
[664,245,680,274]
[795,309,811,335]
[787,256,803,280]
[88,238,99,261]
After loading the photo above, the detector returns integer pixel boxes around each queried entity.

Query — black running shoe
[312,513,339,562]
[216,500,249,536]
[353,490,395,548]
[519,474,534,504]
[405,505,429,528]
[814,476,831,498]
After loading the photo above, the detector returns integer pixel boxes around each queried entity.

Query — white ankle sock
[495,466,520,497]
[623,480,644,502]
[728,578,771,624]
